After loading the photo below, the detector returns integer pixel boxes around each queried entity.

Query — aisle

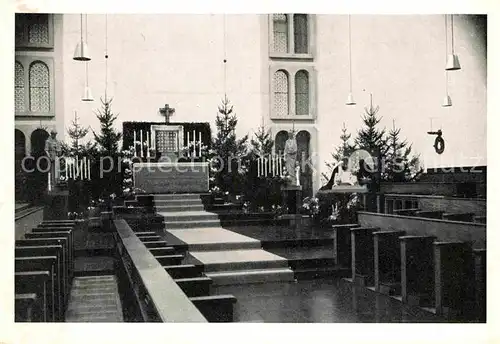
[65,275,123,322]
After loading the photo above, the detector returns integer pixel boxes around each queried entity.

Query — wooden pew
[442,213,475,222]
[474,249,486,322]
[332,224,360,268]
[15,256,59,321]
[138,235,162,242]
[143,241,169,249]
[400,236,436,307]
[393,208,420,216]
[351,227,378,286]
[25,231,73,279]
[155,254,184,266]
[15,271,50,322]
[16,238,69,296]
[373,230,406,295]
[415,210,445,219]
[433,241,475,319]
[189,295,237,322]
[149,247,176,256]
[135,232,158,237]
[15,293,41,322]
[164,264,204,279]
[175,277,212,297]
[15,246,65,312]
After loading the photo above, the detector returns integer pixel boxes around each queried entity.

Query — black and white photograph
[3,1,495,343]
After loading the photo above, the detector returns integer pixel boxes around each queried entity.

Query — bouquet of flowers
[300,197,320,217]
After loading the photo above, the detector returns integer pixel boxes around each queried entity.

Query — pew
[175,277,213,297]
[138,235,162,242]
[351,227,378,286]
[433,241,475,319]
[332,224,360,268]
[135,232,158,237]
[393,208,420,216]
[415,210,445,219]
[155,254,184,266]
[15,245,65,311]
[473,215,486,224]
[164,264,204,279]
[16,238,69,296]
[15,256,59,321]
[15,271,50,322]
[441,213,475,222]
[143,241,169,249]
[373,230,406,295]
[189,295,237,322]
[474,249,486,322]
[15,293,40,322]
[400,236,436,307]
[25,231,73,279]
[149,247,176,256]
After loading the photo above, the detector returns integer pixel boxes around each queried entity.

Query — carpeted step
[204,268,295,286]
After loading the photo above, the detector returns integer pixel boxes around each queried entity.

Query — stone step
[161,212,220,222]
[187,241,262,252]
[154,199,204,206]
[155,204,206,212]
[204,268,295,286]
[202,258,289,272]
[164,219,221,229]
[153,194,203,201]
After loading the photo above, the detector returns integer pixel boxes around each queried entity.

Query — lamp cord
[105,14,108,101]
[445,14,448,93]
[348,15,353,93]
[223,14,227,97]
[80,14,83,43]
[451,14,455,54]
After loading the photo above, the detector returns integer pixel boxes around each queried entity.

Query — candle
[83,157,86,179]
[146,131,150,158]
[264,158,267,177]
[140,130,144,158]
[273,155,276,176]
[87,158,91,180]
[257,158,260,177]
[192,130,196,157]
[76,156,79,178]
[133,131,137,157]
[187,131,191,157]
[198,131,202,156]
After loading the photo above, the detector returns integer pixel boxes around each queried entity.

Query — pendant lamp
[442,15,452,107]
[74,14,91,61]
[82,62,94,101]
[346,15,356,105]
[445,14,461,71]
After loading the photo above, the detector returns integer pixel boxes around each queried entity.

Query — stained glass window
[273,14,288,53]
[295,70,309,116]
[293,14,308,54]
[29,61,50,112]
[15,61,25,112]
[273,70,289,117]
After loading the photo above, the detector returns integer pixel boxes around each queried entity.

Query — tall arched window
[273,14,288,53]
[294,14,308,54]
[273,70,289,117]
[295,70,309,116]
[15,61,25,112]
[29,61,50,112]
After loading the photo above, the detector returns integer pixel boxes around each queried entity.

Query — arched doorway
[15,130,26,201]
[274,130,288,155]
[29,128,49,203]
[296,130,312,197]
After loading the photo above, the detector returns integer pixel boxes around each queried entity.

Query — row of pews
[15,220,77,322]
[392,208,486,224]
[333,224,486,322]
[135,232,237,322]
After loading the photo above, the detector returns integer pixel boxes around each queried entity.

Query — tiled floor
[212,278,443,323]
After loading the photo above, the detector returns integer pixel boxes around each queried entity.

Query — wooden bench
[138,235,162,242]
[332,224,360,268]
[373,230,406,295]
[351,227,378,286]
[474,249,486,322]
[175,277,213,297]
[15,271,50,322]
[135,232,158,237]
[15,256,60,321]
[393,208,421,216]
[400,236,436,307]
[189,294,237,322]
[16,238,70,296]
[15,245,65,311]
[149,247,176,256]
[415,210,445,219]
[164,264,204,279]
[155,254,184,266]
[143,241,169,249]
[442,213,475,222]
[473,216,486,224]
[15,293,40,322]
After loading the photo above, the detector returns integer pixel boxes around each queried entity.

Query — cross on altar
[159,104,175,123]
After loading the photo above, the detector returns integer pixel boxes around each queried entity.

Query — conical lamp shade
[73,41,91,61]
[442,94,452,107]
[81,86,94,101]
[445,54,461,71]
[346,92,356,105]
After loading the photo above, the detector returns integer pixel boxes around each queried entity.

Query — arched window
[275,130,288,155]
[28,14,50,45]
[295,70,309,116]
[15,61,25,112]
[29,61,50,112]
[273,70,289,117]
[273,14,288,53]
[293,14,308,53]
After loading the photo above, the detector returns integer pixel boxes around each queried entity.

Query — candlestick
[140,130,144,158]
[133,131,137,157]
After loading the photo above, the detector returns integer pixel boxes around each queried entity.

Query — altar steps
[156,205,205,212]
[165,219,222,229]
[204,268,295,286]
[160,211,220,222]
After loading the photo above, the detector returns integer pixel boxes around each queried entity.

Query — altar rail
[113,219,207,322]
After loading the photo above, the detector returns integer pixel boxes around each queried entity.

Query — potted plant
[300,196,320,227]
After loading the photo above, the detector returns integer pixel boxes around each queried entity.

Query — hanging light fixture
[74,14,91,61]
[104,14,109,102]
[442,15,452,107]
[346,15,356,105]
[81,15,94,101]
[445,14,461,71]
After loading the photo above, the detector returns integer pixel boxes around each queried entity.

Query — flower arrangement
[300,197,320,217]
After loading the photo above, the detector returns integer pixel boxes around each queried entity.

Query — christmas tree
[322,123,356,182]
[92,97,122,155]
[212,95,248,194]
[250,124,274,157]
[63,111,96,157]
[385,120,420,182]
